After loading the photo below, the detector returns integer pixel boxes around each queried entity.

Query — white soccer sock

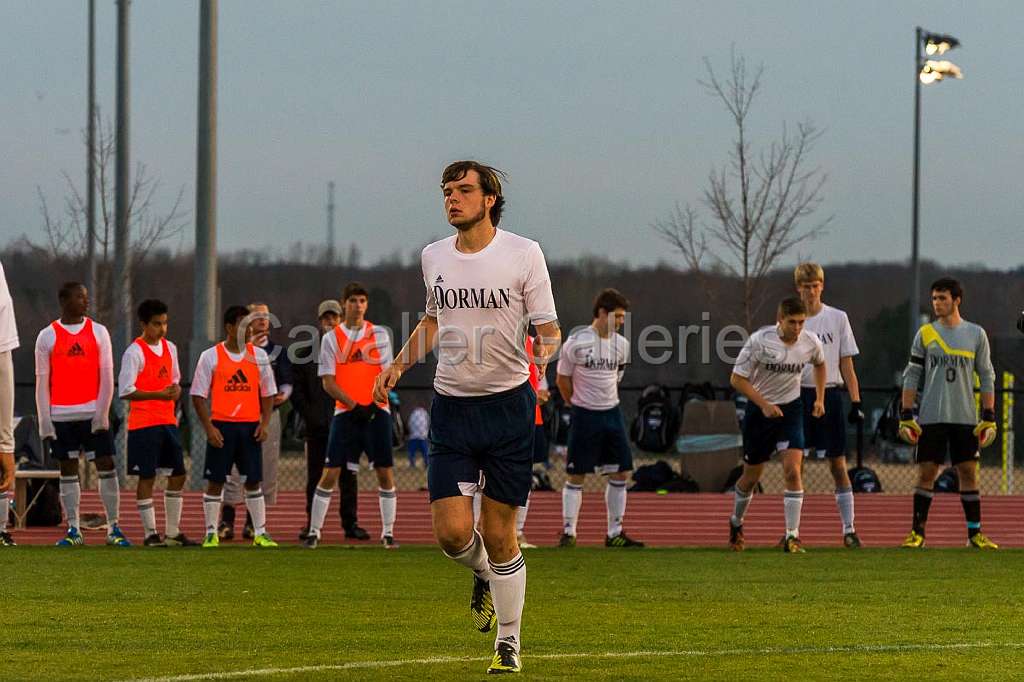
[203,493,222,534]
[0,490,9,533]
[137,498,157,537]
[244,488,267,537]
[835,486,855,534]
[730,485,754,527]
[60,475,81,530]
[98,470,120,525]
[164,490,184,538]
[309,486,332,538]
[378,488,397,538]
[605,479,627,538]
[473,490,482,528]
[784,489,804,538]
[562,483,583,536]
[443,529,493,580]
[489,554,526,654]
[516,495,530,535]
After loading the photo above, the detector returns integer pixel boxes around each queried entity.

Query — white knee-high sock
[489,554,526,654]
[137,498,157,537]
[473,490,482,528]
[0,490,9,533]
[164,489,183,537]
[835,486,855,534]
[378,488,397,537]
[245,488,267,537]
[562,483,583,536]
[98,470,120,525]
[443,529,494,580]
[784,489,804,538]
[203,493,222,534]
[516,495,530,535]
[309,486,332,538]
[60,475,81,530]
[731,485,754,527]
[605,479,627,537]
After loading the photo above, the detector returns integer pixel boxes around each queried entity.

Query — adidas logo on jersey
[224,369,252,392]
[435,274,444,284]
[348,348,364,363]
[157,366,169,379]
[67,342,86,357]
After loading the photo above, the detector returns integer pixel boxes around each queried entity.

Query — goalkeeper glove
[974,408,997,448]
[847,401,865,425]
[898,409,922,445]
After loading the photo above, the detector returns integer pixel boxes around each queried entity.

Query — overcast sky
[2,1,1021,270]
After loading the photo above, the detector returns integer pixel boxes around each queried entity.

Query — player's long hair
[441,161,506,226]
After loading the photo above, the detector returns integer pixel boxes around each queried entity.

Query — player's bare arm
[812,361,826,417]
[190,394,224,448]
[373,314,438,403]
[730,373,782,418]
[322,375,358,409]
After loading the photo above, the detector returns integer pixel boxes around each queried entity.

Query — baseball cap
[317,299,342,317]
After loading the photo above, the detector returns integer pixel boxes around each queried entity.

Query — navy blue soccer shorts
[801,387,847,458]
[427,381,536,508]
[565,405,633,475]
[51,420,115,461]
[325,406,394,471]
[742,397,804,465]
[204,420,262,484]
[127,424,186,478]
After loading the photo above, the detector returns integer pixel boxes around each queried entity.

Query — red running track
[9,491,1024,548]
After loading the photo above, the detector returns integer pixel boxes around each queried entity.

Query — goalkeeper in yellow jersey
[899,278,997,549]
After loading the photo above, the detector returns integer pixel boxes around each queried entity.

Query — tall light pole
[113,0,132,359]
[326,181,336,265]
[86,0,97,299]
[910,27,962,344]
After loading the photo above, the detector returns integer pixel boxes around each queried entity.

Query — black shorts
[51,420,115,461]
[917,423,979,466]
[801,387,847,458]
[566,405,633,475]
[325,406,394,471]
[427,381,536,508]
[204,421,262,484]
[742,397,804,465]
[127,424,186,478]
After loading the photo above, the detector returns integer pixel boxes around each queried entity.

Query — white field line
[126,641,1024,681]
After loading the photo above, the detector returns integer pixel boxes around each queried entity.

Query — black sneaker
[782,535,805,553]
[843,532,862,548]
[217,521,234,541]
[471,575,497,633]
[143,533,166,547]
[605,531,644,548]
[242,521,255,540]
[729,522,745,551]
[298,526,311,541]
[381,535,400,549]
[165,533,200,547]
[302,533,319,549]
[0,531,16,547]
[487,640,522,674]
[344,525,370,540]
[557,533,576,548]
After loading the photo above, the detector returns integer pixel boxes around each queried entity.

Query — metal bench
[13,469,60,530]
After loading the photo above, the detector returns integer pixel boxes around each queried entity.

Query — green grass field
[3,546,1024,681]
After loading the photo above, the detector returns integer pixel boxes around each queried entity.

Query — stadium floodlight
[909,27,964,345]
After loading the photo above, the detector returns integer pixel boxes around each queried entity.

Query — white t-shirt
[318,321,393,414]
[189,343,277,399]
[800,304,859,388]
[0,260,19,353]
[733,326,825,405]
[118,339,182,397]
[556,327,629,410]
[35,318,114,421]
[421,229,558,397]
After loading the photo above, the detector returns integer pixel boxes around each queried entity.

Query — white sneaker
[517,533,537,549]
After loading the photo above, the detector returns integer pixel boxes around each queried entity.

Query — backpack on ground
[848,466,883,493]
[630,384,679,453]
[873,388,904,445]
[549,392,572,446]
[629,460,676,491]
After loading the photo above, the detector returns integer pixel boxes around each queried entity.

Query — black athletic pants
[305,435,358,530]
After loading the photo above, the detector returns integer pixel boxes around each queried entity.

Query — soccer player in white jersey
[729,297,826,553]
[36,282,128,546]
[556,288,642,549]
[794,263,864,548]
[374,161,560,675]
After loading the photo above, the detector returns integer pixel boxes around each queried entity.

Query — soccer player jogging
[729,297,826,553]
[557,289,643,549]
[0,260,18,547]
[303,282,398,549]
[35,282,128,546]
[119,300,197,547]
[794,263,864,547]
[374,161,560,675]
[899,278,998,550]
[190,306,278,548]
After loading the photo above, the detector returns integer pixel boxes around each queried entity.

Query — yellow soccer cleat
[901,530,925,548]
[202,532,219,548]
[968,533,998,550]
[252,533,278,548]
[487,641,522,675]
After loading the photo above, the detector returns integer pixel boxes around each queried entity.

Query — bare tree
[654,50,831,329]
[36,113,188,321]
